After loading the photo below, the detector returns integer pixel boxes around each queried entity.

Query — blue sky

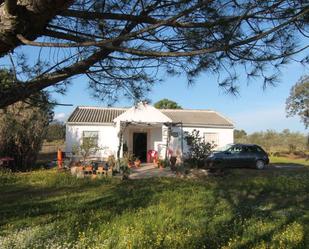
[1,42,308,134]
[53,55,308,134]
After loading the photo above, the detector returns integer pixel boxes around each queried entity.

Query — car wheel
[256,160,265,170]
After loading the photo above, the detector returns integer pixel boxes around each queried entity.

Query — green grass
[0,168,308,249]
[270,156,309,166]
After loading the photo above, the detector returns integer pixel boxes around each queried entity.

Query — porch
[120,123,167,162]
[114,102,184,161]
[129,163,176,179]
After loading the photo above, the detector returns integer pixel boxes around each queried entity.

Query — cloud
[54,112,67,122]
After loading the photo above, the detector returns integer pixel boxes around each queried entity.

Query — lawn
[0,168,308,249]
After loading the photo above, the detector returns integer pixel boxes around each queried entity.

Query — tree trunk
[0,0,73,56]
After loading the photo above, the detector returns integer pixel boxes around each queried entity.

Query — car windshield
[215,144,233,152]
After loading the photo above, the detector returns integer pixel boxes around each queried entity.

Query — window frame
[204,132,219,146]
[82,131,99,147]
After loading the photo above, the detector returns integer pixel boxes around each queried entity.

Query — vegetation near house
[154,99,182,109]
[0,1,307,108]
[185,129,216,167]
[286,75,309,129]
[72,138,100,163]
[234,129,308,154]
[234,129,247,141]
[0,70,53,170]
[45,122,66,142]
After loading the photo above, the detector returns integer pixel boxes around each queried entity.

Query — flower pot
[134,160,141,167]
[157,160,162,168]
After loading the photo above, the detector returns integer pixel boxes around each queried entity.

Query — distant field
[270,156,309,166]
[0,167,308,249]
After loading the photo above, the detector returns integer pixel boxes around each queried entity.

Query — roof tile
[67,106,233,127]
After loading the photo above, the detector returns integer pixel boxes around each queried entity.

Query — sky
[1,39,308,135]
[52,55,308,134]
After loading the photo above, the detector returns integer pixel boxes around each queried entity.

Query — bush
[0,96,53,170]
[185,129,216,167]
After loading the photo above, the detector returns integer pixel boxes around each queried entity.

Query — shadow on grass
[0,169,308,248]
[193,169,309,249]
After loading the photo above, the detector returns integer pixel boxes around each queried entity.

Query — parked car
[205,144,269,169]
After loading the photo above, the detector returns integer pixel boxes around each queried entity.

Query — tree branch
[60,8,253,29]
[42,29,90,43]
[17,1,211,48]
[104,8,309,58]
[4,0,17,15]
[0,0,74,56]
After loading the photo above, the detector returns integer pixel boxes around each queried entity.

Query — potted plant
[157,159,163,169]
[119,159,131,180]
[162,159,169,169]
[170,156,177,171]
[123,152,135,168]
[134,157,141,167]
[107,155,116,171]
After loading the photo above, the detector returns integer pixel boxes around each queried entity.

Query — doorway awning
[113,102,172,124]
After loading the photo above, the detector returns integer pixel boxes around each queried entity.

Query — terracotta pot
[157,161,162,168]
[85,166,93,171]
[134,160,141,167]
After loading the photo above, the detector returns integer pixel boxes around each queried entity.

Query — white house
[66,102,234,161]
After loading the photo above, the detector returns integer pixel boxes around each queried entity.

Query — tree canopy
[234,129,307,153]
[286,75,309,129]
[154,99,182,109]
[234,129,247,143]
[0,0,308,108]
[45,122,66,142]
[0,70,53,170]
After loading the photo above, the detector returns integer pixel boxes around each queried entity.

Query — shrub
[185,129,216,167]
[0,77,53,171]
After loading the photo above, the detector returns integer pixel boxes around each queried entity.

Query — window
[82,131,99,146]
[227,145,243,154]
[204,133,219,145]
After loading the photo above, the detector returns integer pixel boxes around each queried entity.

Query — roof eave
[66,122,114,126]
[181,123,234,128]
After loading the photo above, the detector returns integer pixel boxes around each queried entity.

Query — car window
[255,146,264,153]
[244,146,256,153]
[227,145,242,153]
[242,146,251,152]
[216,144,233,152]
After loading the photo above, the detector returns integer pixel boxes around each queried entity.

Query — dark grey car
[205,144,269,169]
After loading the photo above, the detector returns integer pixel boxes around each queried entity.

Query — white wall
[66,123,119,159]
[66,123,233,160]
[168,126,234,157]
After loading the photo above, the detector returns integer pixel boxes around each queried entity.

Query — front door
[133,132,147,162]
